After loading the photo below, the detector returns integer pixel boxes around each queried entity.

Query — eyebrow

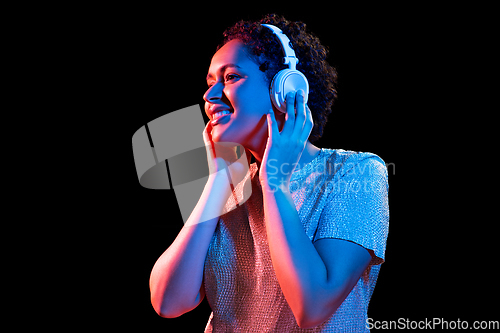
[206,64,242,82]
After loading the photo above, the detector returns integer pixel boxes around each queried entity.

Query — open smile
[211,110,233,126]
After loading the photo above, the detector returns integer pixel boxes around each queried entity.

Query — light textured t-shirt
[203,148,390,332]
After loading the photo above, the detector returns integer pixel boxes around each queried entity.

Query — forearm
[262,186,329,324]
[150,174,232,317]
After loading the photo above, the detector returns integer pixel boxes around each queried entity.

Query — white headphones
[261,24,309,113]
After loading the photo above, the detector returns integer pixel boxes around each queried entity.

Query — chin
[212,116,266,150]
[212,126,241,145]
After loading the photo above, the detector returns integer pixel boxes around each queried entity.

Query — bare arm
[149,173,231,317]
[262,186,371,328]
[260,92,373,328]
[150,122,248,318]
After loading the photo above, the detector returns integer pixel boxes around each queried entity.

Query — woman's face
[204,40,277,149]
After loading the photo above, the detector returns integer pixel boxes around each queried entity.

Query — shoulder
[320,148,387,180]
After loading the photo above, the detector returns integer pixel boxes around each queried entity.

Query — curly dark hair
[218,14,338,143]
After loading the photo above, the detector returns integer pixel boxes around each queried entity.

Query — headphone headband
[261,24,299,70]
[261,23,309,112]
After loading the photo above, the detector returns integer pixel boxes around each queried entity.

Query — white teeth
[213,110,232,120]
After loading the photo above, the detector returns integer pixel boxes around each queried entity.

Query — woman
[150,14,389,332]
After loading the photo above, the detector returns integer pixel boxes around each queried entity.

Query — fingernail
[298,90,305,97]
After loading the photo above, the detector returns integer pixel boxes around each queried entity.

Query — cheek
[204,103,209,117]
[226,80,272,115]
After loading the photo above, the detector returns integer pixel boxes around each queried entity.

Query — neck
[242,112,321,171]
[250,141,321,171]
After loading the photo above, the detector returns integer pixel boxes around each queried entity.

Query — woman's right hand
[202,121,250,188]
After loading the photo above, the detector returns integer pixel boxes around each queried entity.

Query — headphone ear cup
[269,69,309,113]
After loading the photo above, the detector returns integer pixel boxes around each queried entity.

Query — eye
[225,73,240,82]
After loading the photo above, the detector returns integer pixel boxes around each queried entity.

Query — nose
[203,82,223,103]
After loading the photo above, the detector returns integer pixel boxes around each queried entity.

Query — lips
[210,109,233,126]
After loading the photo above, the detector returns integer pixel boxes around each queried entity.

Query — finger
[281,91,296,137]
[203,121,216,158]
[292,89,307,138]
[202,121,212,143]
[298,104,314,147]
[245,147,252,165]
[267,109,280,144]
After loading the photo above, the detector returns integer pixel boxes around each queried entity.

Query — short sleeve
[313,155,389,265]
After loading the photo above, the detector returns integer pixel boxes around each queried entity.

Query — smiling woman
[149,14,390,332]
[203,39,273,152]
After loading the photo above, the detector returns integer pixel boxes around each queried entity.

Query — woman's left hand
[259,89,314,192]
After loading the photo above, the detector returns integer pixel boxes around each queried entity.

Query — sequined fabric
[203,148,389,332]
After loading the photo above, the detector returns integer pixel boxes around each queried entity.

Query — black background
[83,3,496,331]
